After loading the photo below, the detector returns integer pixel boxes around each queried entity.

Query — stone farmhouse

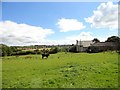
[76,40,93,52]
[76,40,119,52]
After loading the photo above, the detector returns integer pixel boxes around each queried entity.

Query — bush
[11,49,42,56]
[69,46,78,53]
[10,46,18,52]
[60,47,69,52]
[87,46,99,53]
[12,50,39,56]
[49,47,59,54]
[1,44,12,56]
[34,49,41,54]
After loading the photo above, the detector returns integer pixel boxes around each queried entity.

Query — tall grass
[2,52,118,88]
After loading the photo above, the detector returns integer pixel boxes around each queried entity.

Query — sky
[0,2,118,46]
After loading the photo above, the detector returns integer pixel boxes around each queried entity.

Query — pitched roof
[92,42,119,47]
[77,40,93,47]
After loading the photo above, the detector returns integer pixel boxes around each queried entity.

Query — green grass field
[2,52,118,88]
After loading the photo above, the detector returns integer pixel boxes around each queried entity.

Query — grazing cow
[42,53,49,59]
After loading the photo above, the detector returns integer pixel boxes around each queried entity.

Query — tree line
[0,44,60,57]
[0,36,120,57]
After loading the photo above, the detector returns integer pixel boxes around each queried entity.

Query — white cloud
[7,31,94,45]
[57,18,86,32]
[66,32,94,41]
[84,2,118,29]
[0,20,54,46]
[66,31,109,43]
[39,32,95,45]
[0,21,90,46]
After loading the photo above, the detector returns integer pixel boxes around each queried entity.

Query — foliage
[12,50,41,55]
[49,47,59,54]
[2,52,118,88]
[34,49,41,54]
[1,44,13,56]
[41,49,49,54]
[92,38,100,43]
[69,46,77,53]
[87,46,99,53]
[1,44,42,56]
[10,46,18,52]
[106,36,120,42]
[60,47,69,52]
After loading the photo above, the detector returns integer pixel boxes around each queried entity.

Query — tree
[87,46,99,53]
[69,46,77,53]
[92,38,100,43]
[1,44,12,56]
[10,46,18,52]
[106,36,120,42]
[61,47,69,52]
[49,47,59,54]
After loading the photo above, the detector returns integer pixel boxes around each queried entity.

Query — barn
[92,42,119,51]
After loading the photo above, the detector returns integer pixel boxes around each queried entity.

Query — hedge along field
[2,52,118,88]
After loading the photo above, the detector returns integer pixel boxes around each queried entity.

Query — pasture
[2,52,118,88]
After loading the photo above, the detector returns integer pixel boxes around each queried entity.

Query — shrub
[49,47,59,54]
[87,46,99,53]
[12,50,38,56]
[60,47,68,52]
[34,49,41,54]
[69,46,78,53]
[1,44,12,56]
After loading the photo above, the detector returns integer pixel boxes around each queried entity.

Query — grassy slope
[2,52,118,88]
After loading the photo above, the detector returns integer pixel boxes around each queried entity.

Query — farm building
[92,42,119,51]
[76,40,93,52]
[76,40,119,52]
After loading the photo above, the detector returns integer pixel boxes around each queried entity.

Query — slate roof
[92,42,119,47]
[77,40,93,47]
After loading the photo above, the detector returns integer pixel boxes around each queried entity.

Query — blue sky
[1,2,118,45]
